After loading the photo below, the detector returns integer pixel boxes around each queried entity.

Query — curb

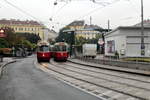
[0,60,16,78]
[68,59,150,76]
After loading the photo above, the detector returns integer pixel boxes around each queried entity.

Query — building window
[15,27,17,31]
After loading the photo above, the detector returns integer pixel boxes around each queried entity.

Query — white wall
[105,28,150,57]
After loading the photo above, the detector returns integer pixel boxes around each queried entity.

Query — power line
[50,1,69,30]
[55,3,68,16]
[3,0,41,22]
[75,0,121,20]
[51,0,121,29]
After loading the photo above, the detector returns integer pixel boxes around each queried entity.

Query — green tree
[0,38,9,48]
[76,37,87,45]
[21,40,32,48]
[16,33,41,44]
[2,27,17,47]
[55,27,72,44]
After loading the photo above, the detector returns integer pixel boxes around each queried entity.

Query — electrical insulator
[54,1,57,5]
[49,18,52,21]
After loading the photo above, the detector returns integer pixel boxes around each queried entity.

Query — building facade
[105,26,150,57]
[43,28,58,41]
[67,20,85,30]
[75,29,100,39]
[67,20,102,39]
[0,19,45,39]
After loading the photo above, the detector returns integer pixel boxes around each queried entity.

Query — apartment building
[0,19,45,39]
[67,20,102,39]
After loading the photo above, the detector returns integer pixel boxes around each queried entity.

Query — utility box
[82,44,97,58]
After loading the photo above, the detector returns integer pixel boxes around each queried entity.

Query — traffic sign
[98,39,104,45]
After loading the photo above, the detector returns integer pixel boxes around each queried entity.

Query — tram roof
[54,42,68,46]
[37,40,49,46]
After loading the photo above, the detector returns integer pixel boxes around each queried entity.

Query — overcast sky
[0,0,150,32]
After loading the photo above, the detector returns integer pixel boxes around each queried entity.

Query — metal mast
[141,0,145,56]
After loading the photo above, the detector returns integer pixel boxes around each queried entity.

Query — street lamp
[141,0,145,56]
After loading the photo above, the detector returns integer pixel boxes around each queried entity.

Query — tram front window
[55,46,67,51]
[39,45,49,52]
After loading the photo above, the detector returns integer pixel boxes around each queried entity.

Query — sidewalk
[0,57,14,64]
[0,57,15,77]
[68,58,150,76]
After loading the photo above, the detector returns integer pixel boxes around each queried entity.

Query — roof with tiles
[84,24,103,29]
[68,20,84,26]
[0,19,42,26]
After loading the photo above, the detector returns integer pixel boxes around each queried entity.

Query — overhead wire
[51,0,121,30]
[74,0,121,20]
[50,1,70,29]
[55,3,68,16]
[50,1,56,21]
[3,0,42,23]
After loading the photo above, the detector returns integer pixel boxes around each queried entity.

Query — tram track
[39,61,150,100]
[68,59,150,76]
[51,62,150,92]
[64,62,150,84]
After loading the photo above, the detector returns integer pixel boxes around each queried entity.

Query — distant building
[43,28,58,41]
[76,24,102,39]
[67,20,85,30]
[67,20,102,39]
[0,19,45,39]
[105,26,150,57]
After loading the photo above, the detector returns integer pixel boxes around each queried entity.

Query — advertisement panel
[107,40,115,53]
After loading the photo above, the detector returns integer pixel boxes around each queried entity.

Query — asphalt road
[0,57,101,100]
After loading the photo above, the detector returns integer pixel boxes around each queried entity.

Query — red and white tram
[53,42,69,61]
[37,41,51,62]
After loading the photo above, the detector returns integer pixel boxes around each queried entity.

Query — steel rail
[51,61,150,92]
[40,62,148,100]
[64,62,150,84]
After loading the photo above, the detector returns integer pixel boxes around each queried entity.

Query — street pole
[141,0,145,56]
[90,16,92,25]
[108,20,110,32]
[69,31,75,57]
